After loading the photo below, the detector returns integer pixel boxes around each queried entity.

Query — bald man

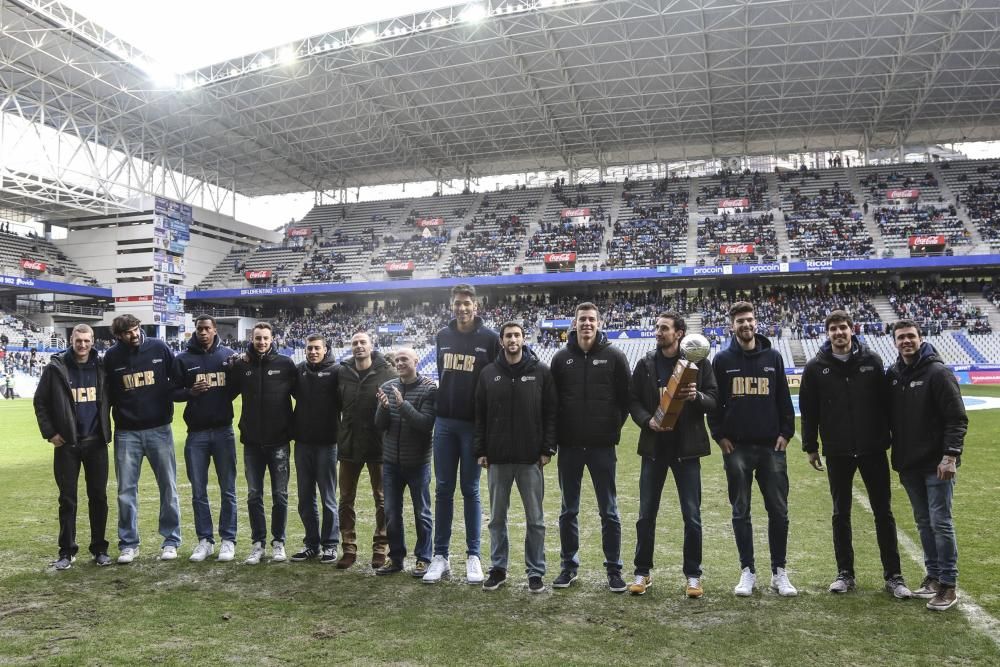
[374,348,437,576]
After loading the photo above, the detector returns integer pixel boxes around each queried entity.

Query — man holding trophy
[626,312,717,598]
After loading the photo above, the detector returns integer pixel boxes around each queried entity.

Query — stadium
[2,0,1000,664]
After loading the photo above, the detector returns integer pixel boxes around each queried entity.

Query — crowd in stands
[602,177,689,269]
[443,207,527,278]
[526,221,605,260]
[954,163,1000,243]
[886,280,989,333]
[860,170,940,200]
[697,212,779,263]
[297,250,348,284]
[696,169,768,209]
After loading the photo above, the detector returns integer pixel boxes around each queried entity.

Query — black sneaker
[52,556,74,571]
[94,553,112,567]
[291,548,318,562]
[375,559,404,576]
[528,576,545,594]
[319,547,338,564]
[552,570,578,588]
[607,570,627,593]
[483,568,506,591]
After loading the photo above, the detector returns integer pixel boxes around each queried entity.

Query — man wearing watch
[887,319,968,612]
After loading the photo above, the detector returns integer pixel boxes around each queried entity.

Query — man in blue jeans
[104,314,180,564]
[172,315,238,563]
[627,312,718,598]
[707,302,797,597]
[425,284,500,584]
[550,302,631,592]
[887,319,968,611]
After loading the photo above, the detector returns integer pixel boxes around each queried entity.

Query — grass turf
[1,387,998,665]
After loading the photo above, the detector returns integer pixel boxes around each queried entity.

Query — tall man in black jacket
[799,310,911,598]
[550,302,631,592]
[104,314,179,564]
[172,315,238,563]
[888,319,968,612]
[475,322,558,593]
[707,302,797,597]
[290,334,341,564]
[227,322,297,565]
[33,324,112,569]
[626,312,718,598]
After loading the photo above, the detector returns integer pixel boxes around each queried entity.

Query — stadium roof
[2,0,1000,210]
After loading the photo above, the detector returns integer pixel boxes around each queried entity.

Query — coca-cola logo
[720,244,754,255]
[385,261,415,272]
[544,252,577,263]
[718,198,749,209]
[887,189,919,199]
[560,208,591,218]
[245,270,272,279]
[910,235,945,246]
[20,260,45,271]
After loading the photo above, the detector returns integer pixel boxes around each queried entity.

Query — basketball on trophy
[681,333,711,363]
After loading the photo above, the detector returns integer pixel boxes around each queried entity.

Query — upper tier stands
[523,180,618,270]
[696,212,779,264]
[695,169,769,215]
[937,159,1000,250]
[0,229,95,284]
[603,177,689,269]
[776,167,873,260]
[442,188,542,277]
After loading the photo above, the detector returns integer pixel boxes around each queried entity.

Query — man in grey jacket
[373,348,437,576]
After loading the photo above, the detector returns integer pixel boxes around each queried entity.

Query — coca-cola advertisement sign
[908,235,945,247]
[887,189,920,200]
[544,252,577,263]
[560,208,591,219]
[245,270,272,279]
[287,227,311,237]
[416,218,443,228]
[719,243,755,255]
[385,261,415,272]
[20,259,46,272]
[718,198,749,209]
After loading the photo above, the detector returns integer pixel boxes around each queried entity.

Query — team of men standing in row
[33,284,967,611]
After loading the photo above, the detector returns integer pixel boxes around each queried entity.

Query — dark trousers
[723,446,789,574]
[244,444,290,545]
[558,446,622,573]
[295,444,339,550]
[338,459,387,557]
[633,455,702,577]
[54,441,109,558]
[826,452,902,579]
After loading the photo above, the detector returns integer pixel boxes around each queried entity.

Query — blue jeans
[487,463,546,578]
[557,447,622,573]
[244,444,290,545]
[634,455,702,577]
[184,427,238,544]
[113,424,181,550]
[294,444,339,550]
[723,445,789,574]
[383,462,432,564]
[432,418,481,557]
[899,471,958,586]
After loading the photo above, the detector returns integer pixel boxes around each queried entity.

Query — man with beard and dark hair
[334,330,396,570]
[800,310,911,598]
[104,314,179,564]
[550,302,631,593]
[475,322,558,594]
[708,301,797,597]
[425,284,500,585]
[227,322,297,565]
[626,312,718,598]
[34,324,112,569]
[172,315,238,563]
[290,334,341,564]
[887,319,968,612]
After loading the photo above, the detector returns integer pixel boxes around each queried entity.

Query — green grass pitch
[1,387,998,665]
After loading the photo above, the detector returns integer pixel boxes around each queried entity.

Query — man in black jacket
[291,334,340,564]
[334,331,396,569]
[888,319,968,612]
[626,312,718,598]
[707,302,797,597]
[33,324,111,569]
[550,302,630,592]
[227,322,297,565]
[475,322,558,593]
[374,348,437,576]
[800,310,911,598]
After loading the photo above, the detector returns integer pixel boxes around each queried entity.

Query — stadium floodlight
[461,4,488,23]
[355,29,377,44]
[259,55,272,68]
[278,46,298,64]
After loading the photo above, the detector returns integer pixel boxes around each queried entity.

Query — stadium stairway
[933,165,986,251]
[952,332,989,364]
[965,292,1000,331]
[686,210,701,265]
[772,206,792,258]
[788,338,807,366]
[870,296,899,325]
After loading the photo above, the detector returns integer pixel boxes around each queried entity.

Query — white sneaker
[245,541,265,565]
[117,547,138,564]
[217,540,236,562]
[466,555,485,584]
[734,567,756,596]
[271,542,287,562]
[770,567,798,597]
[189,539,214,562]
[422,554,450,584]
[159,545,178,561]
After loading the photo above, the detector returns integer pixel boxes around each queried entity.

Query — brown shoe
[371,553,386,569]
[336,552,356,569]
[912,576,941,599]
[926,585,958,611]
